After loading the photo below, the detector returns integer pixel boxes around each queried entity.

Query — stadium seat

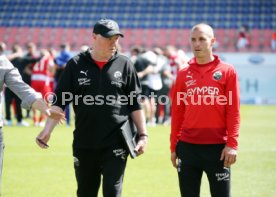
[29,28,41,44]
[250,29,261,52]
[0,0,274,51]
[6,28,19,45]
[261,29,273,52]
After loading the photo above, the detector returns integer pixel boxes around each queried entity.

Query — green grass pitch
[2,105,276,197]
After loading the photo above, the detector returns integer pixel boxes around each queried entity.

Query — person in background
[24,42,39,118]
[130,46,143,64]
[153,47,173,125]
[5,44,41,126]
[0,43,6,56]
[48,48,58,92]
[236,25,250,51]
[170,23,240,197]
[55,43,73,126]
[31,49,56,126]
[271,31,276,51]
[133,49,152,125]
[80,45,89,52]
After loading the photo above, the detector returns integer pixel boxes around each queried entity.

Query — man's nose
[194,40,200,47]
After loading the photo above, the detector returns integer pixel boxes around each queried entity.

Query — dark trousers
[73,144,128,197]
[176,141,231,197]
[5,88,23,122]
[155,86,171,123]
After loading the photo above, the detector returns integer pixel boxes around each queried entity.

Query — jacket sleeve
[225,67,240,149]
[170,72,185,153]
[2,56,41,109]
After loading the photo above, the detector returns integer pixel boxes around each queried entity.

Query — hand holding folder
[120,119,139,159]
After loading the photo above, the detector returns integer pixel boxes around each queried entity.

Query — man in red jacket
[170,23,240,197]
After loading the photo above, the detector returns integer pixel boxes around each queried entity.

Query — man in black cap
[36,19,148,197]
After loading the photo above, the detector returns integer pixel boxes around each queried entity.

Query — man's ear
[211,37,216,46]
[92,33,97,40]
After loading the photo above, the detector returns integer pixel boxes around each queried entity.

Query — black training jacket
[54,50,141,149]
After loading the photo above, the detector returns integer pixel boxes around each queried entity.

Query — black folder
[120,119,139,159]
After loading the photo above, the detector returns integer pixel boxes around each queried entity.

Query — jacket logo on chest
[111,71,123,87]
[78,70,91,85]
[213,71,222,80]
[185,71,196,87]
[186,71,193,79]
[114,71,122,81]
[80,70,88,76]
[78,78,91,85]
[185,80,197,87]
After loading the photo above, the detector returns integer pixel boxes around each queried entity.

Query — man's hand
[220,146,237,167]
[45,108,65,123]
[134,136,148,156]
[32,99,65,123]
[36,106,62,149]
[36,129,51,149]
[171,152,178,168]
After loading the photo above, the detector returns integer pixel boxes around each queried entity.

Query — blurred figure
[5,44,41,126]
[133,49,151,124]
[0,42,6,55]
[130,46,143,64]
[177,49,190,68]
[55,43,73,126]
[271,31,276,51]
[80,45,89,52]
[24,42,38,85]
[55,43,72,82]
[153,47,173,125]
[31,49,55,126]
[164,45,189,104]
[48,48,58,91]
[0,42,22,60]
[142,50,163,126]
[164,45,189,81]
[24,42,39,118]
[236,25,250,51]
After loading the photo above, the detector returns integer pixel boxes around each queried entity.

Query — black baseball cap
[93,19,124,38]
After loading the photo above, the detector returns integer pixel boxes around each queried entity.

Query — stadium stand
[0,0,275,52]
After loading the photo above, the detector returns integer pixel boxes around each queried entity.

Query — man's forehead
[191,27,214,38]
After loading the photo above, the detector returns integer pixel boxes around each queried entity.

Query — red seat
[168,29,179,46]
[16,27,31,46]
[250,29,261,52]
[6,28,19,45]
[214,29,225,51]
[262,29,272,51]
[29,28,41,44]
[0,27,9,44]
[223,29,237,52]
[75,28,91,47]
[176,29,190,49]
[37,28,54,48]
[156,29,169,46]
[130,29,144,46]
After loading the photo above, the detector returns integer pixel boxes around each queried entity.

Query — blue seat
[0,0,275,51]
